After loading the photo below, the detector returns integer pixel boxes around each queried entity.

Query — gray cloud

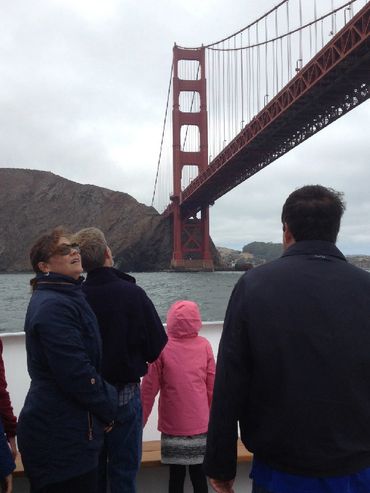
[0,0,369,254]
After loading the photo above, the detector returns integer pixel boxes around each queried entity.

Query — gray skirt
[161,432,207,465]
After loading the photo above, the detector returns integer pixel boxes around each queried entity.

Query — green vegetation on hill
[242,241,283,262]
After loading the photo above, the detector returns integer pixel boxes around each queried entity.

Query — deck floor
[13,463,253,493]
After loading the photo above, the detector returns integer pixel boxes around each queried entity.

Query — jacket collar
[32,272,84,291]
[85,266,136,285]
[282,240,346,261]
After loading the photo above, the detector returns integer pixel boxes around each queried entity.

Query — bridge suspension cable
[151,63,173,209]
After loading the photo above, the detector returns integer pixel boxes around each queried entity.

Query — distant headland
[217,242,370,271]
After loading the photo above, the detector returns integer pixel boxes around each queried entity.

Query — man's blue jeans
[98,384,142,493]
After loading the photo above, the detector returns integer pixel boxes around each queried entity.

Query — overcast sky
[1,0,369,254]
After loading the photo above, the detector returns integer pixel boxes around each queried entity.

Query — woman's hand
[1,473,13,493]
[8,437,17,461]
[104,421,115,433]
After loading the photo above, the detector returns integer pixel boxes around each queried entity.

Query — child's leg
[189,464,208,493]
[169,464,186,493]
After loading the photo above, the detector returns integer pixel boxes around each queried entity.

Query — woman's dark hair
[30,227,69,274]
[281,185,345,243]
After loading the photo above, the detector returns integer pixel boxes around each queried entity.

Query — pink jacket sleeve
[140,357,162,427]
[0,339,17,438]
[206,342,216,408]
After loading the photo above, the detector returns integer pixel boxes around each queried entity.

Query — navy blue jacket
[17,273,118,490]
[82,267,167,385]
[0,418,14,480]
[205,241,370,479]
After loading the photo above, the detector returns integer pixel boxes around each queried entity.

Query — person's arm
[204,276,251,483]
[36,299,117,424]
[0,340,17,454]
[137,288,168,363]
[140,358,162,427]
[206,342,216,408]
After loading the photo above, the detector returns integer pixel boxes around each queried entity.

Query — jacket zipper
[88,411,93,441]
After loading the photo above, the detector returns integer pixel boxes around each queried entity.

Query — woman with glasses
[17,228,117,493]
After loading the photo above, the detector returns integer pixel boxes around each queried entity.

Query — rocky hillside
[0,168,173,272]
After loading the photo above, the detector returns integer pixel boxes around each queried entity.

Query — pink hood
[166,300,202,339]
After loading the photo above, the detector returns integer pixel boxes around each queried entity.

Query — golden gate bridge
[151,0,370,270]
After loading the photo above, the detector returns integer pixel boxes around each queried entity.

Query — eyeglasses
[52,243,81,256]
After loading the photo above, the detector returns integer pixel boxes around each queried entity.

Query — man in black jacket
[74,227,167,493]
[204,185,370,493]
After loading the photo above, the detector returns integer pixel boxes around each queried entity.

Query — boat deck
[3,326,254,491]
[14,438,253,476]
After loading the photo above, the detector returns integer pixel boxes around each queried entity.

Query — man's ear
[103,246,114,267]
[283,222,295,249]
[37,261,49,273]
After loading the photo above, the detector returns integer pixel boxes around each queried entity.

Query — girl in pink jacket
[141,300,215,493]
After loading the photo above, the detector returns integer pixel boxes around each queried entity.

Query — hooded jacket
[17,273,117,490]
[141,300,215,436]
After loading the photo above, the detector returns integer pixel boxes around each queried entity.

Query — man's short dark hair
[281,185,345,243]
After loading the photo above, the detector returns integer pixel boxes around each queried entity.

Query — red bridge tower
[171,45,213,271]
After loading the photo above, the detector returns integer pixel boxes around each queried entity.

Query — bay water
[0,271,243,333]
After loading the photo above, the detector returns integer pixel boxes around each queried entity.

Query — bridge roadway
[178,3,370,218]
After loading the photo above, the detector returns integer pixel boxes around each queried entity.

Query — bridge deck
[179,3,370,216]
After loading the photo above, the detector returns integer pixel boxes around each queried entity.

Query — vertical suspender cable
[240,32,244,129]
[227,38,231,142]
[256,21,260,112]
[234,35,238,135]
[321,18,324,48]
[213,49,217,159]
[331,0,335,34]
[265,16,269,104]
[222,47,226,147]
[299,0,303,66]
[286,1,291,79]
[271,37,274,103]
[275,7,279,93]
[210,48,214,161]
[280,33,283,89]
[216,49,220,156]
[248,29,251,122]
[218,47,220,152]
[252,43,255,117]
[314,0,318,53]
[226,41,229,141]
